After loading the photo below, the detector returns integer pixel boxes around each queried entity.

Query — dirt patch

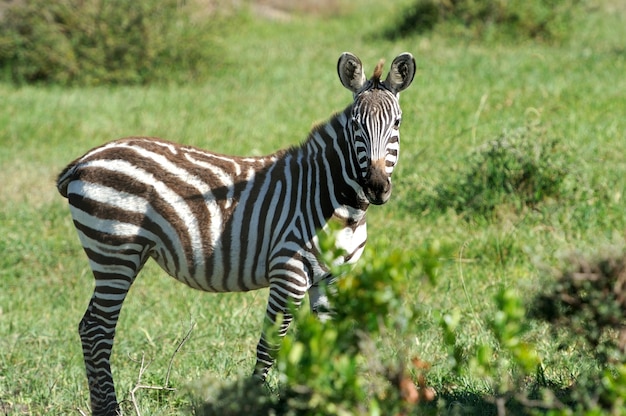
[253,0,348,16]
[0,0,349,23]
[191,0,350,20]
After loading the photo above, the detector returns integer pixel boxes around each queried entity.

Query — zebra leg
[252,278,307,381]
[308,273,338,322]
[79,269,140,416]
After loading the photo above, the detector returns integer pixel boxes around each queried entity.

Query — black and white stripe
[57,52,415,416]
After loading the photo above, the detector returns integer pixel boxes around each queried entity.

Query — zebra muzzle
[362,160,392,205]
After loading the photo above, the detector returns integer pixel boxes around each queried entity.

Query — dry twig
[126,321,196,416]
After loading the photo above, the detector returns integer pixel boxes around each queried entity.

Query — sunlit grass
[1,0,625,414]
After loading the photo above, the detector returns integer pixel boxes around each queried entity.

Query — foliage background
[0,0,625,414]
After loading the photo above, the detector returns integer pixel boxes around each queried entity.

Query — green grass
[1,0,626,414]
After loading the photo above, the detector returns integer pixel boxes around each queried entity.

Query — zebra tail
[56,163,79,198]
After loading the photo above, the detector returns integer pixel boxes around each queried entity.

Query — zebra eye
[393,117,401,130]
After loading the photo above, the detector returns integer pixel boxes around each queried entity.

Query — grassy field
[1,0,625,414]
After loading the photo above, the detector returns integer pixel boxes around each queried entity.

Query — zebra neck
[292,105,367,212]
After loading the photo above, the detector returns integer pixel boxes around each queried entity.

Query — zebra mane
[371,59,385,84]
[293,107,350,155]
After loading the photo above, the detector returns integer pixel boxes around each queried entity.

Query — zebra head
[338,52,416,205]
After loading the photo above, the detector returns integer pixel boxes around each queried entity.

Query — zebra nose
[363,160,392,205]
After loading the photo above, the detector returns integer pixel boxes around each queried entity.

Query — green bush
[271,250,427,415]
[440,288,541,409]
[0,0,223,85]
[439,248,626,414]
[192,230,445,415]
[532,251,626,362]
[383,0,581,41]
[421,124,569,217]
[530,249,626,414]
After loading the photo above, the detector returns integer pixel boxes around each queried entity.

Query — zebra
[57,52,415,415]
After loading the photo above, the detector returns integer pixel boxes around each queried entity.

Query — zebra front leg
[252,278,307,381]
[80,273,135,416]
[308,273,338,323]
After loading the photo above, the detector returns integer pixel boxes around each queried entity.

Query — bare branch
[165,321,196,388]
[128,320,196,416]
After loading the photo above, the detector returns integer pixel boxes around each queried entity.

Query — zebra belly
[150,249,271,293]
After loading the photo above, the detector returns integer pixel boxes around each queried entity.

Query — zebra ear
[337,52,366,93]
[385,52,416,93]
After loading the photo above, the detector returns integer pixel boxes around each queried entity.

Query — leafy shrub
[440,288,541,411]
[421,124,569,217]
[382,0,441,38]
[532,251,626,362]
[192,231,445,415]
[437,248,626,414]
[383,0,581,41]
[271,249,434,415]
[0,0,223,85]
[530,249,626,414]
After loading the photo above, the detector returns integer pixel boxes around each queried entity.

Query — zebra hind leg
[79,267,143,415]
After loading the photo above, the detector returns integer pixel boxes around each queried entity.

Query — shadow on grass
[190,378,578,415]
